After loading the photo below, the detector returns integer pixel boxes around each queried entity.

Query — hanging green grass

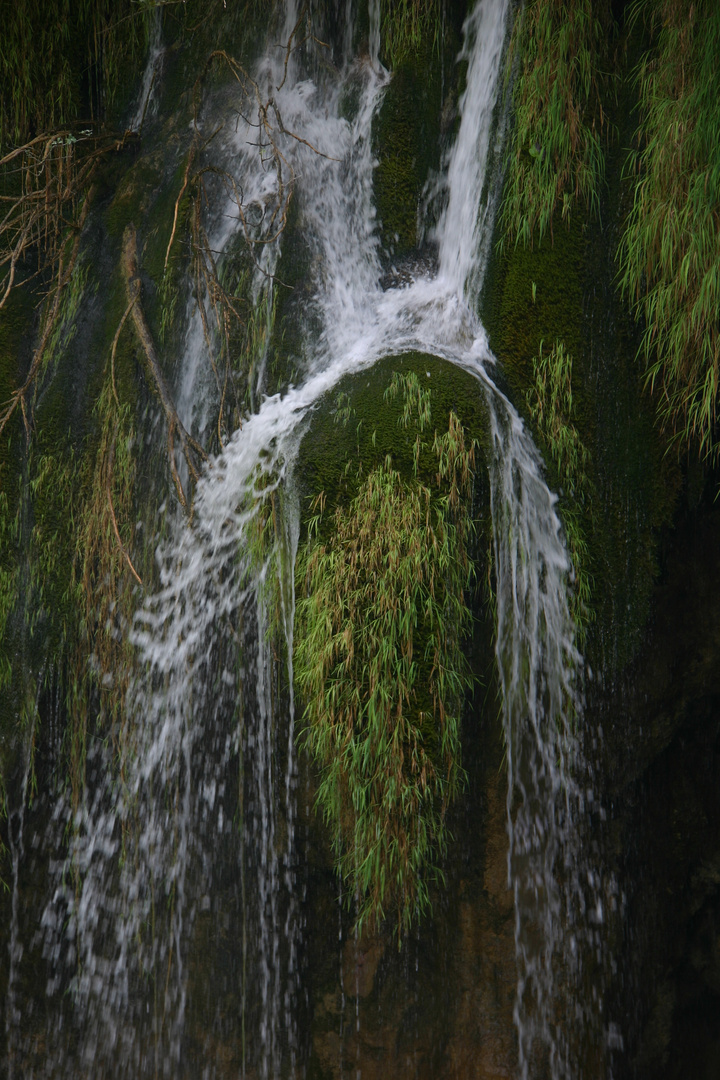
[295,378,477,938]
[526,339,594,633]
[380,0,442,68]
[0,0,153,151]
[501,0,610,248]
[619,0,720,464]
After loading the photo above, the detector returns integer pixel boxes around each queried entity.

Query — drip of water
[130,9,164,133]
[36,0,606,1075]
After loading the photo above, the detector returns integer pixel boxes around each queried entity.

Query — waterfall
[32,0,606,1075]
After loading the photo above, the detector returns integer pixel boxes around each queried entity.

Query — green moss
[26,438,84,650]
[485,43,682,672]
[269,178,318,391]
[297,352,490,542]
[487,212,587,407]
[0,483,20,708]
[0,280,35,506]
[373,59,426,256]
[372,19,461,263]
[106,154,168,242]
[0,282,35,395]
[103,139,196,408]
[526,340,594,636]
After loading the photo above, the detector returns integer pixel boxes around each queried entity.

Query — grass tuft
[618,0,720,464]
[501,0,611,248]
[0,0,154,151]
[380,0,442,68]
[526,339,594,634]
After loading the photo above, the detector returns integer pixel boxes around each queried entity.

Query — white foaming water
[40,0,602,1075]
[437,0,508,300]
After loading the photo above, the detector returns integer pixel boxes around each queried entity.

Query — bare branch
[110,290,139,407]
[107,428,143,586]
[0,184,96,439]
[122,224,208,512]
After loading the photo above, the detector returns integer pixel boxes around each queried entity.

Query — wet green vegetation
[0,0,287,849]
[296,353,490,539]
[294,356,493,932]
[500,0,611,248]
[618,0,720,466]
[295,367,485,936]
[1,0,712,899]
[486,0,720,668]
[380,0,443,68]
[500,0,720,469]
[372,10,463,263]
[525,340,594,633]
[0,0,152,149]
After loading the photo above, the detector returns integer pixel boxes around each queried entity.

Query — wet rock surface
[596,503,720,1078]
[304,721,518,1080]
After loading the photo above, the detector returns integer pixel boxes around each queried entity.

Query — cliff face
[0,2,719,1078]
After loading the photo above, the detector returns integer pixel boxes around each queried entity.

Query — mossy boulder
[294,351,492,935]
[296,351,490,534]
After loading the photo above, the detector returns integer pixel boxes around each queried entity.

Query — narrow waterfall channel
[13,1,607,1077]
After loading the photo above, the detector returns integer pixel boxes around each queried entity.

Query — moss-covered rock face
[0,284,36,719]
[296,352,489,532]
[2,2,719,1074]
[372,11,465,268]
[618,0,720,468]
[484,122,681,672]
[372,60,431,261]
[489,0,720,677]
[486,13,720,1075]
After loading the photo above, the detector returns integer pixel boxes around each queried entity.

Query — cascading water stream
[36,0,606,1075]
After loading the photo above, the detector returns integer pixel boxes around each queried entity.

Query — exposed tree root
[0,183,96,439]
[107,427,143,586]
[0,128,141,440]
